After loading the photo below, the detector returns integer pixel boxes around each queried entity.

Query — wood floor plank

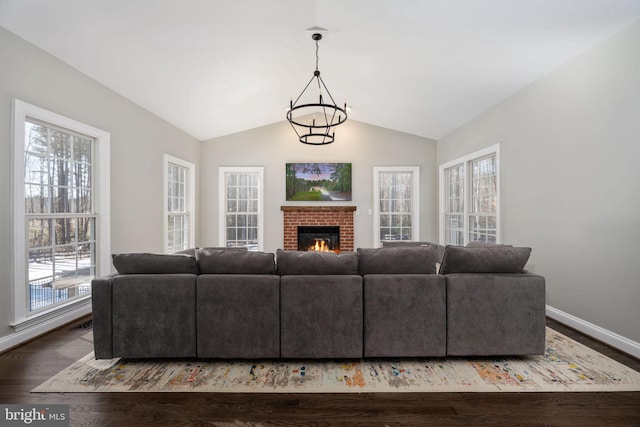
[0,316,639,426]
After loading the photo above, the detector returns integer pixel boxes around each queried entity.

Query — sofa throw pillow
[197,248,276,274]
[112,253,198,275]
[465,242,513,248]
[380,241,446,266]
[357,246,439,274]
[439,245,532,274]
[276,249,359,275]
[193,246,247,262]
[174,248,197,257]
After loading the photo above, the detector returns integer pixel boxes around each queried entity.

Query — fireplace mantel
[281,205,356,252]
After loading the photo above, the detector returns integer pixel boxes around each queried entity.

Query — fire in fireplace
[297,226,340,253]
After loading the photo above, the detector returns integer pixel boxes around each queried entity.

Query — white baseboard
[546,305,640,359]
[0,304,91,354]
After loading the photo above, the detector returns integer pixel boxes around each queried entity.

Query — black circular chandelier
[286,32,347,145]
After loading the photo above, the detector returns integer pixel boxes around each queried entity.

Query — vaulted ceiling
[2,0,639,141]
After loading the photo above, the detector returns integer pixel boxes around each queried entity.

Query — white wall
[437,21,640,344]
[201,119,438,253]
[0,27,200,343]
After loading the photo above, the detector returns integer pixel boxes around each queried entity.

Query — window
[373,166,420,248]
[444,163,465,245]
[164,155,195,253]
[12,100,110,327]
[439,144,500,245]
[219,167,263,251]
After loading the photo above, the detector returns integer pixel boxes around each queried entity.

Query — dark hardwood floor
[1,317,639,427]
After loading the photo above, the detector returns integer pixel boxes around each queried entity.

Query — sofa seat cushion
[197,275,280,358]
[112,253,198,274]
[276,249,358,275]
[439,245,531,274]
[363,274,446,357]
[358,246,439,274]
[198,248,276,274]
[280,275,363,358]
[111,274,197,358]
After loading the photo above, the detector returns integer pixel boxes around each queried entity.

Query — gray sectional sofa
[91,244,545,359]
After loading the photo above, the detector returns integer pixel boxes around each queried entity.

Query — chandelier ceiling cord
[286,32,347,145]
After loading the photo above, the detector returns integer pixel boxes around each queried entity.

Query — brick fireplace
[281,206,356,252]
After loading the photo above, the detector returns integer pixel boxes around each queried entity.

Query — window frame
[163,154,195,254]
[11,99,110,330]
[373,166,420,248]
[438,144,501,245]
[218,166,264,251]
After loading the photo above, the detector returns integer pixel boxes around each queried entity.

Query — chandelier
[286,32,347,145]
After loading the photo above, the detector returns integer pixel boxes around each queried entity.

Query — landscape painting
[286,163,352,201]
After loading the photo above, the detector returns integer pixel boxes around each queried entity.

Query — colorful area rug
[33,328,640,393]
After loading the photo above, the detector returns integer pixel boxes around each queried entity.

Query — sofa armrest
[91,274,116,359]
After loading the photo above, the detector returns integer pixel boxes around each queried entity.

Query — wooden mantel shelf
[280,206,357,212]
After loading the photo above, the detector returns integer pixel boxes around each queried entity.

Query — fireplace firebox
[297,226,340,253]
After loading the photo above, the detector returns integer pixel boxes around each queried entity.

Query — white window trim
[163,154,196,253]
[10,99,110,329]
[373,166,420,248]
[438,143,501,245]
[218,167,264,251]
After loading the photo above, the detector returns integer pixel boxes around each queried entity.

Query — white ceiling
[2,0,640,141]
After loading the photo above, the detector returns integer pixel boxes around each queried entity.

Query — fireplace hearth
[298,226,340,252]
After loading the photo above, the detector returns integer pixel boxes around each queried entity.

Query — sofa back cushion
[358,246,439,274]
[439,245,532,274]
[197,248,276,274]
[112,253,198,274]
[276,249,359,275]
